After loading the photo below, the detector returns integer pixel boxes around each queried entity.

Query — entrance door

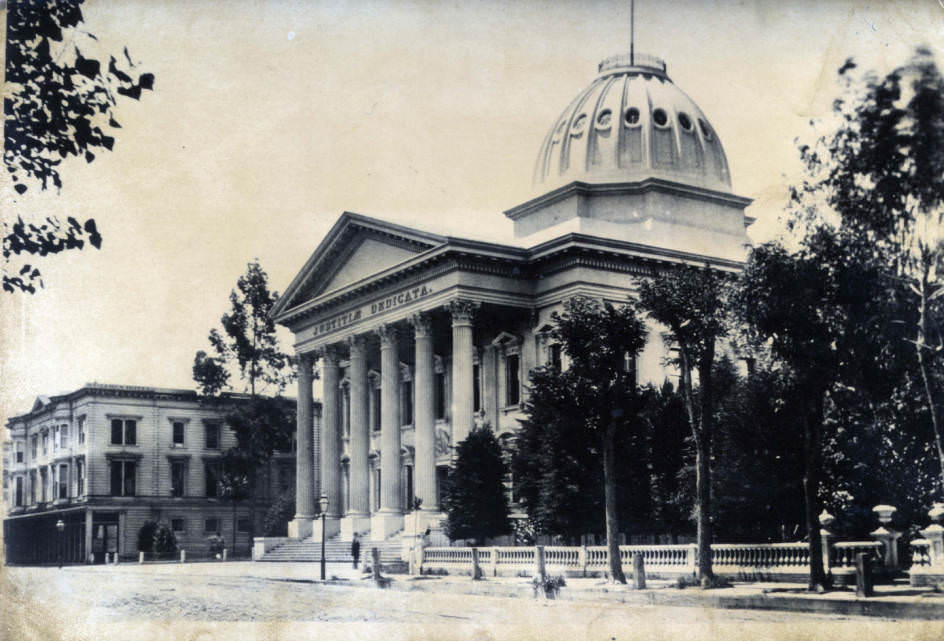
[91,518,119,563]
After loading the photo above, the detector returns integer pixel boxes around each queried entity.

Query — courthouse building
[272,51,753,547]
[3,384,297,563]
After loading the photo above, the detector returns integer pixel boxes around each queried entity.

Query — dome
[533,53,731,193]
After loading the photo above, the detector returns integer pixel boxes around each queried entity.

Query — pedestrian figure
[351,534,360,569]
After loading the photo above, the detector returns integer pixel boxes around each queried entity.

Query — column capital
[316,344,340,365]
[348,334,368,357]
[410,312,434,338]
[446,299,480,325]
[297,351,316,375]
[375,323,399,348]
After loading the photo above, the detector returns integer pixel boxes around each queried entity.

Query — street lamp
[55,519,65,569]
[319,494,329,581]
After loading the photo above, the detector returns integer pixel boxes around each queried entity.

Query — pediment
[274,212,447,319]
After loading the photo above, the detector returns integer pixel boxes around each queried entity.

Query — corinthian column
[411,312,437,512]
[372,324,404,539]
[289,352,314,539]
[342,334,371,539]
[448,299,479,449]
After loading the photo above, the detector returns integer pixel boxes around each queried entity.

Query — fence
[420,539,912,579]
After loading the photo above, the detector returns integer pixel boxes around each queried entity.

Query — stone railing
[831,541,883,569]
[910,539,931,567]
[420,540,889,579]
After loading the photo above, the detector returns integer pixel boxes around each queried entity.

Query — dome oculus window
[571,114,587,135]
[652,108,669,127]
[698,118,713,140]
[595,109,612,128]
[678,112,693,131]
[624,107,640,126]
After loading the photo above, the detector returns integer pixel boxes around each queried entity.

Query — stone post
[180,549,186,563]
[373,324,404,540]
[289,352,315,539]
[489,548,499,577]
[316,346,342,541]
[343,335,371,539]
[411,313,438,513]
[578,545,588,577]
[920,524,944,567]
[447,300,479,449]
[818,509,836,575]
[871,504,901,569]
[855,552,873,597]
[632,552,646,589]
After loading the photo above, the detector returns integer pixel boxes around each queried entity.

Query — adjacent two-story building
[3,384,300,564]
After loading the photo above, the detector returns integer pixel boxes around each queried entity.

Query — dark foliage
[136,520,158,553]
[444,427,511,545]
[262,489,296,537]
[3,0,153,293]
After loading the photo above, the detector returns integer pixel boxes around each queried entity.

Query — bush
[207,534,226,557]
[152,522,178,559]
[262,489,295,537]
[137,520,158,553]
[532,574,566,598]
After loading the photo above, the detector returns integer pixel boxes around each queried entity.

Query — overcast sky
[2,0,943,422]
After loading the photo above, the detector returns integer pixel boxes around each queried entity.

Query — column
[411,312,437,512]
[448,299,479,448]
[314,346,341,541]
[289,352,315,539]
[341,334,371,539]
[372,324,404,539]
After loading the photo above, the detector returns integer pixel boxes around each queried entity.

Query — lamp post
[319,494,329,581]
[55,519,65,568]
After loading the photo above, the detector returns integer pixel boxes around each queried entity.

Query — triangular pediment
[273,212,447,320]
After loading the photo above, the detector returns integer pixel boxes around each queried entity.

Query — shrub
[532,574,566,598]
[152,522,178,559]
[137,520,158,553]
[262,489,295,537]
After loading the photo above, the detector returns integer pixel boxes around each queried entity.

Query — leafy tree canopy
[444,426,511,545]
[3,0,154,293]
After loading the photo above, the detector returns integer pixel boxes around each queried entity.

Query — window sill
[502,404,521,414]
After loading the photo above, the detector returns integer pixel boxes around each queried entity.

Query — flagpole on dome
[630,0,635,66]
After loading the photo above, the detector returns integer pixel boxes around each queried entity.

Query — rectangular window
[371,387,381,432]
[434,372,446,420]
[29,471,36,504]
[42,433,48,455]
[473,364,481,412]
[58,463,69,499]
[30,436,37,459]
[237,518,251,533]
[204,518,220,533]
[77,416,86,444]
[60,425,68,449]
[52,426,58,451]
[549,344,562,370]
[14,477,23,507]
[109,461,136,496]
[401,380,413,425]
[15,441,23,463]
[172,421,185,446]
[278,464,291,494]
[76,460,85,497]
[111,419,137,445]
[505,354,520,406]
[205,461,220,497]
[171,461,186,497]
[205,423,220,450]
[171,518,185,533]
[40,469,47,502]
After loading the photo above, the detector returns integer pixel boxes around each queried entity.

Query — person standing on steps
[351,534,360,569]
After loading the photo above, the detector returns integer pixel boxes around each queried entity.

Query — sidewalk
[70,560,944,620]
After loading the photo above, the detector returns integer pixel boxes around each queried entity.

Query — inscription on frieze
[310,284,434,339]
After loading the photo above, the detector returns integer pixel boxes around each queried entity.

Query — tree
[638,265,730,583]
[4,0,154,293]
[193,260,295,552]
[527,296,648,583]
[152,522,178,560]
[443,426,511,545]
[791,47,944,492]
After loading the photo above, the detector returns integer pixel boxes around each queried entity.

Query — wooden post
[535,545,546,581]
[222,548,228,562]
[632,552,646,589]
[471,547,482,580]
[855,552,873,597]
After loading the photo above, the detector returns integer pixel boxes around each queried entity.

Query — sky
[2,0,943,423]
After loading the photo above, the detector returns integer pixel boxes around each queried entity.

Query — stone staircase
[258,532,404,566]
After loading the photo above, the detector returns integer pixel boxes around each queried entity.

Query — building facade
[3,384,299,564]
[272,52,753,547]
